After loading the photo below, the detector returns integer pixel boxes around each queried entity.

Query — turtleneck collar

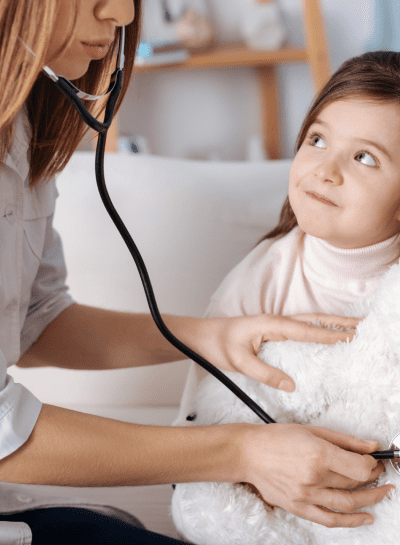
[302,231,400,282]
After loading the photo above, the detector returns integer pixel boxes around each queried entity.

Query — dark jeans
[0,507,189,544]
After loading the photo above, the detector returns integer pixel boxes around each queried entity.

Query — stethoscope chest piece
[371,431,400,471]
[389,431,400,474]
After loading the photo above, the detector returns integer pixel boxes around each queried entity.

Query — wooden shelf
[101,0,330,159]
[133,44,309,73]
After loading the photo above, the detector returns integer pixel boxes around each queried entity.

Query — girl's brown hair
[0,0,141,187]
[259,50,400,243]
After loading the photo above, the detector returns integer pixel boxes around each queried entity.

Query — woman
[0,0,391,543]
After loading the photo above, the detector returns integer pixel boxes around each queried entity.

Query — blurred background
[81,0,399,161]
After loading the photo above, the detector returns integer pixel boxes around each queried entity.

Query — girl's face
[289,98,400,249]
[46,0,135,80]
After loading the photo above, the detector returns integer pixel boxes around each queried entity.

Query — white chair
[12,152,292,417]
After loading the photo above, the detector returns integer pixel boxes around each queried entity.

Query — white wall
[110,0,375,161]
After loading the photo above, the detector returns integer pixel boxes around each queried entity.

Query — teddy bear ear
[372,261,400,355]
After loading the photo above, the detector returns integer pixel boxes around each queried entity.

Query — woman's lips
[306,191,337,207]
[82,42,110,60]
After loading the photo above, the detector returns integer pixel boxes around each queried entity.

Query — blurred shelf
[101,0,331,159]
[132,44,309,73]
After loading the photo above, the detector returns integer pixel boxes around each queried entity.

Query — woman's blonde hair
[0,0,141,186]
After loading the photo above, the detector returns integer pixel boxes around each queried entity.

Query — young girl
[172,50,400,544]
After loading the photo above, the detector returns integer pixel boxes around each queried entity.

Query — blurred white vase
[240,0,286,50]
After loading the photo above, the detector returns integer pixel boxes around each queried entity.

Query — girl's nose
[315,158,344,186]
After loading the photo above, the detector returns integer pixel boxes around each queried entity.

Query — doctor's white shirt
[0,105,75,543]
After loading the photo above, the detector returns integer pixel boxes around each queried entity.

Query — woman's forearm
[0,404,393,529]
[17,304,357,392]
[17,303,195,370]
[0,404,240,487]
[0,404,392,530]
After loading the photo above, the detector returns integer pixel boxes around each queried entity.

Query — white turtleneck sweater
[175,226,400,424]
[206,226,400,318]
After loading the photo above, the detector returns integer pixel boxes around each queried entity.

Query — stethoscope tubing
[370,450,400,459]
[92,71,276,425]
[46,39,276,425]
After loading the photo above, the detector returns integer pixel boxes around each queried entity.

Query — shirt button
[5,300,18,314]
[4,205,16,224]
[15,494,33,504]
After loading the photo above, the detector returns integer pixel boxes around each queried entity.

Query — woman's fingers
[262,314,357,344]
[298,484,394,527]
[233,351,295,391]
[296,504,374,528]
[227,313,362,388]
[324,447,378,483]
[290,313,362,331]
[321,461,385,490]
[314,473,395,524]
[305,426,379,456]
[241,423,395,528]
[290,459,385,491]
[303,426,383,482]
[202,312,363,388]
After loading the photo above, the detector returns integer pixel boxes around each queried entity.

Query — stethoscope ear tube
[52,70,124,134]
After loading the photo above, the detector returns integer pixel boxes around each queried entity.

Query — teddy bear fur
[171,261,400,545]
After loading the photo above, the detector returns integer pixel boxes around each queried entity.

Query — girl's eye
[309,133,326,148]
[355,151,377,167]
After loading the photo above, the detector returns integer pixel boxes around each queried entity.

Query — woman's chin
[46,60,90,80]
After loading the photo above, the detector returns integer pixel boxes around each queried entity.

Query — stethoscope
[22,27,400,469]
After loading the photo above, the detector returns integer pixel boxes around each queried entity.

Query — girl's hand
[236,423,394,527]
[191,313,360,392]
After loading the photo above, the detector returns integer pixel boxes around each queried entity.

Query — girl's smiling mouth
[306,191,338,206]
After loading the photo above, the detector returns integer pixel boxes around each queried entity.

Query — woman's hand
[186,313,360,392]
[236,422,394,527]
[19,307,357,383]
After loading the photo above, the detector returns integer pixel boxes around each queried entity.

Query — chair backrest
[10,153,292,409]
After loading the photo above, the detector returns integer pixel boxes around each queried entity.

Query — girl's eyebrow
[312,117,393,162]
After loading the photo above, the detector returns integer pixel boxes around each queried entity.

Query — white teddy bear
[171,261,400,545]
